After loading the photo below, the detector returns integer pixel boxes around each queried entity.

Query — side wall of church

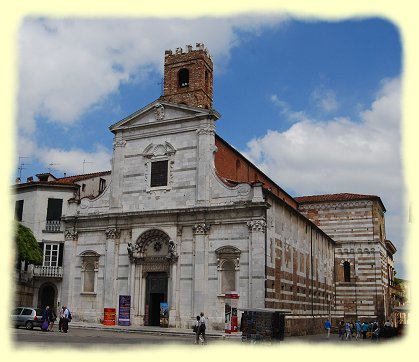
[265,197,335,336]
[298,199,390,324]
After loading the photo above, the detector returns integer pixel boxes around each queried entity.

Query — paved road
[10,326,227,348]
[10,326,398,348]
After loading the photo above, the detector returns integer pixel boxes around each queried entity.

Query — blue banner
[118,295,131,326]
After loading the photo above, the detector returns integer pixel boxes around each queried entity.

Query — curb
[69,322,242,340]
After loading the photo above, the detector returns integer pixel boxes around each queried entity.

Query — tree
[15,222,43,265]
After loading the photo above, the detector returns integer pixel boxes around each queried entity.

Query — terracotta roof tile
[295,193,385,211]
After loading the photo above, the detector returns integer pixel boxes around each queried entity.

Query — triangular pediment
[109,99,219,132]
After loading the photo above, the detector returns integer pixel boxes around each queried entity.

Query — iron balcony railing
[45,220,62,232]
[33,265,63,278]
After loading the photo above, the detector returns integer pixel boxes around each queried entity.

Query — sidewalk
[69,322,389,343]
[70,321,241,340]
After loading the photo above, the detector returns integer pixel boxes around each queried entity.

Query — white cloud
[310,85,339,113]
[16,16,288,178]
[269,94,310,123]
[37,144,112,175]
[17,17,287,134]
[244,77,403,244]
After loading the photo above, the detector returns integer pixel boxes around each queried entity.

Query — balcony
[45,220,62,232]
[33,265,63,278]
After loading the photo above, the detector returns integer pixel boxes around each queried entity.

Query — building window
[15,200,24,221]
[221,259,236,294]
[150,160,168,187]
[46,198,63,232]
[216,246,241,295]
[178,68,189,87]
[343,261,351,282]
[43,243,60,267]
[99,178,106,194]
[80,251,99,294]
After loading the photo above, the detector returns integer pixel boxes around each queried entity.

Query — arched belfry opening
[127,229,178,326]
[178,68,189,88]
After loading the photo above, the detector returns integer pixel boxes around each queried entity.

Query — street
[11,327,201,347]
[10,325,400,348]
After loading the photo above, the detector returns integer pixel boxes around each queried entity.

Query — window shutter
[58,244,63,266]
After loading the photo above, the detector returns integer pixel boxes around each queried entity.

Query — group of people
[194,312,206,344]
[42,305,72,333]
[324,318,387,341]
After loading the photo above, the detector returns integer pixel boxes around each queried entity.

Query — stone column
[192,223,210,316]
[247,220,266,308]
[63,229,78,312]
[104,227,120,309]
[196,123,215,204]
[110,136,126,209]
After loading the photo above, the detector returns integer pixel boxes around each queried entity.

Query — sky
[15,16,405,276]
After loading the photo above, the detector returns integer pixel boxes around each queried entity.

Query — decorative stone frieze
[105,227,121,239]
[193,223,211,235]
[196,124,215,136]
[113,139,126,150]
[247,220,267,233]
[64,229,78,240]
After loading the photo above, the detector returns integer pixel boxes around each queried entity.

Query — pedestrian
[355,320,361,340]
[371,324,380,342]
[198,312,206,344]
[48,307,57,331]
[339,320,345,340]
[58,306,65,332]
[324,319,331,339]
[41,306,50,331]
[361,321,368,339]
[62,305,70,333]
[345,321,352,340]
[194,315,200,344]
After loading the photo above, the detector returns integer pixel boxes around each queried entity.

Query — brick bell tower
[162,43,213,109]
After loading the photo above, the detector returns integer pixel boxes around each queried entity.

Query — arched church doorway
[38,284,56,310]
[145,272,168,326]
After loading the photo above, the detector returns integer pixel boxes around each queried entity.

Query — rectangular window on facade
[150,160,168,187]
[15,200,24,221]
[99,178,106,193]
[43,244,59,267]
[46,198,63,220]
[46,198,63,232]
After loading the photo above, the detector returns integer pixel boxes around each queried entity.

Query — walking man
[198,312,206,344]
[324,319,331,339]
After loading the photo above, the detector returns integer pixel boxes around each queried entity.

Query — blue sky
[15,16,404,276]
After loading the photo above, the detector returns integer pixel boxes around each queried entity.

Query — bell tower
[162,43,213,109]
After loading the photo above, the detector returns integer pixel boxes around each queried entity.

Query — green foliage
[15,222,43,265]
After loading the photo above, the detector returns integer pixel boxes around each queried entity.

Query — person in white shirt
[199,312,206,343]
[62,305,69,333]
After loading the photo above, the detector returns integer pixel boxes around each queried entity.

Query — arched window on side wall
[178,68,189,87]
[80,251,100,294]
[343,261,351,282]
[215,246,241,295]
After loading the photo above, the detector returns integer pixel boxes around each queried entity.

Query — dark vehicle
[11,307,45,330]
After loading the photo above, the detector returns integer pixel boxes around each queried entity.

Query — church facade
[14,44,397,335]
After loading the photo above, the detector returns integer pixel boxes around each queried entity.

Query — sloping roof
[14,171,111,188]
[295,193,386,212]
[54,171,111,184]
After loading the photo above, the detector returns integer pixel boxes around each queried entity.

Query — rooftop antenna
[82,159,93,174]
[17,156,30,179]
[48,163,60,173]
